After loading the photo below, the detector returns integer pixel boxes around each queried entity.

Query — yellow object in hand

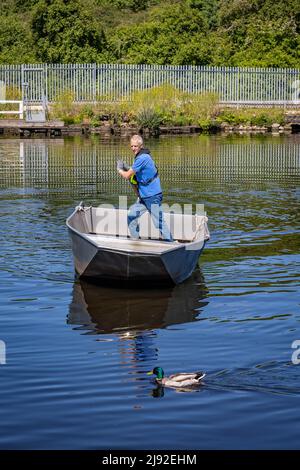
[130,174,138,185]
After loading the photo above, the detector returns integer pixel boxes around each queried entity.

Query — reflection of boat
[67,271,209,334]
[66,203,210,285]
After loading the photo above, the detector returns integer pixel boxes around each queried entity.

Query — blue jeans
[128,193,173,242]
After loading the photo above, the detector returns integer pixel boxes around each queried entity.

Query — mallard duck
[147,367,206,388]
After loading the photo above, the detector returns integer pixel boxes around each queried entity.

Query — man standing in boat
[117,134,173,242]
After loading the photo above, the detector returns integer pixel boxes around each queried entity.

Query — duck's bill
[147,371,153,375]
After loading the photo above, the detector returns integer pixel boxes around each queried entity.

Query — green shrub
[49,84,286,130]
[63,115,76,125]
[80,104,95,119]
[51,90,77,123]
[136,107,163,130]
[199,118,214,132]
[128,84,219,127]
[215,110,238,125]
[216,107,285,127]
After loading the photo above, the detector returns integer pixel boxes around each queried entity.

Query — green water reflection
[0,134,299,268]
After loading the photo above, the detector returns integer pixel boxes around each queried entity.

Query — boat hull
[67,204,209,285]
[68,229,206,285]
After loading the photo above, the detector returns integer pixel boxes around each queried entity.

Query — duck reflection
[68,270,209,335]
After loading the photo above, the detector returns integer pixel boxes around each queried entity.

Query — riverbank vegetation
[48,84,285,131]
[0,0,299,68]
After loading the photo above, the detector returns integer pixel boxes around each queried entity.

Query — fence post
[93,63,96,103]
[21,63,24,103]
[44,63,48,105]
[20,100,24,120]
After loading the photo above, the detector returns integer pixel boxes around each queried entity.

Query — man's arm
[118,168,135,180]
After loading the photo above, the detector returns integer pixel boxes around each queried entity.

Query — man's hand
[116,159,130,171]
[116,158,135,179]
[119,168,136,180]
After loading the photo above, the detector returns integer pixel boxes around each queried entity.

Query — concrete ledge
[0,119,64,127]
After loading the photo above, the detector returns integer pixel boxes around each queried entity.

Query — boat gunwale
[66,209,184,256]
[66,206,208,256]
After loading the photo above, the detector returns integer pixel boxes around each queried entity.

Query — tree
[230,18,300,67]
[0,14,36,63]
[188,0,219,29]
[0,0,299,67]
[95,0,160,11]
[216,0,300,67]
[31,0,107,63]
[109,3,209,64]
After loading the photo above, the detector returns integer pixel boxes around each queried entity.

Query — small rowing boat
[66,202,210,285]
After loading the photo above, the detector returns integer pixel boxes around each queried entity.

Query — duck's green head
[147,367,164,380]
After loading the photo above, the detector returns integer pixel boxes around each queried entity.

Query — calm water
[0,134,299,450]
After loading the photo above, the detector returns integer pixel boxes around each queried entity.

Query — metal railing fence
[0,63,299,105]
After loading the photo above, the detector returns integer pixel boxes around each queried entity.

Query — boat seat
[84,234,181,253]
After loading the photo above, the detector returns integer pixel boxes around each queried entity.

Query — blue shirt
[132,151,162,199]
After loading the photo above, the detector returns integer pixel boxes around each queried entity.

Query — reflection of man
[117,134,173,242]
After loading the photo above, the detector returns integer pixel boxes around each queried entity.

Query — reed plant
[127,84,219,129]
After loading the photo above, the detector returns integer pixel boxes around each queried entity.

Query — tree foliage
[0,0,298,67]
[31,0,108,63]
[108,3,209,64]
[0,14,36,63]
